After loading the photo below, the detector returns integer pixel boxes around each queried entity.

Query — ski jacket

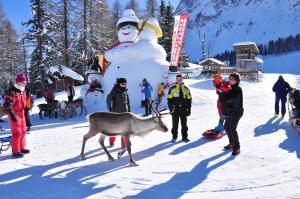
[272,80,291,99]
[141,83,153,100]
[213,80,231,95]
[106,85,131,113]
[44,90,55,101]
[222,85,244,115]
[167,84,192,113]
[3,87,26,118]
[157,84,165,97]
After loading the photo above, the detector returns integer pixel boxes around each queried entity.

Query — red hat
[16,73,27,83]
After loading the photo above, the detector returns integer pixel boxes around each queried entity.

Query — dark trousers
[171,112,188,139]
[224,112,243,148]
[68,95,74,102]
[144,99,152,116]
[24,108,32,127]
[275,96,287,115]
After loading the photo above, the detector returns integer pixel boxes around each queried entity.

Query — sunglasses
[229,77,236,81]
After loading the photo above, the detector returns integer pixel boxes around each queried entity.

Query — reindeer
[80,101,170,166]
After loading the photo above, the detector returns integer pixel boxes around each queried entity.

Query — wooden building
[199,58,225,75]
[232,42,263,81]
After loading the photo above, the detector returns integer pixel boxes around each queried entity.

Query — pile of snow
[180,63,203,78]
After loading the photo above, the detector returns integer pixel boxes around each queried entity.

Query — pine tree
[112,0,122,25]
[23,0,57,88]
[125,0,139,14]
[159,1,174,61]
[146,0,157,17]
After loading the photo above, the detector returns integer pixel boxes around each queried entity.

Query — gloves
[186,107,191,116]
[169,106,175,115]
[9,111,17,122]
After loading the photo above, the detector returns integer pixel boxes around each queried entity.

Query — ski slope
[0,74,300,198]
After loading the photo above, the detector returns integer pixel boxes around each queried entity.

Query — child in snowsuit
[212,74,231,133]
[3,73,29,158]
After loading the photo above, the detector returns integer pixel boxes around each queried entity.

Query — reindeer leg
[80,131,96,160]
[125,135,138,166]
[99,134,115,162]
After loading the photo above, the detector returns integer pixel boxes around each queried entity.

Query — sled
[202,129,225,139]
[0,135,11,154]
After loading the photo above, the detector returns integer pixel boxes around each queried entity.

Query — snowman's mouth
[122,32,130,36]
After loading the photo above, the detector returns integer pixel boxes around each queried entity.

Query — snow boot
[182,138,190,143]
[232,148,240,155]
[213,124,224,133]
[224,144,234,150]
[12,152,24,158]
[171,138,177,142]
[21,149,30,154]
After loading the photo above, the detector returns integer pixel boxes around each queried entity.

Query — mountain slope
[175,0,300,61]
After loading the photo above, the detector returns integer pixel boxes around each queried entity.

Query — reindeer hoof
[80,155,86,161]
[130,161,138,167]
[108,157,115,162]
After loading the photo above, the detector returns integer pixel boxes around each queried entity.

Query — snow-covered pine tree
[23,0,57,88]
[71,0,114,75]
[146,0,157,17]
[159,1,174,61]
[0,6,24,89]
[180,50,190,68]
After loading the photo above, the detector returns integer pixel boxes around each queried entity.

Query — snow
[48,66,84,82]
[255,57,264,64]
[232,41,258,48]
[1,73,300,198]
[260,52,300,75]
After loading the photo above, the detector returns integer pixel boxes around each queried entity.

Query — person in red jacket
[3,73,29,158]
[212,74,231,133]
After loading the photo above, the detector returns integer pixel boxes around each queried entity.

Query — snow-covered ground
[260,52,300,75]
[1,74,300,199]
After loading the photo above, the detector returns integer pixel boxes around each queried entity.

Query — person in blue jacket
[141,78,153,116]
[272,75,291,117]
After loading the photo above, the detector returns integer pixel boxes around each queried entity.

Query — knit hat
[213,74,223,84]
[16,73,27,83]
[116,78,127,84]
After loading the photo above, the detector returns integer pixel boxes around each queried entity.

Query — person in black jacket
[272,75,291,117]
[106,78,130,148]
[223,73,244,155]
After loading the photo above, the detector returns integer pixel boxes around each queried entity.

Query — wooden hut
[199,58,225,75]
[232,42,263,81]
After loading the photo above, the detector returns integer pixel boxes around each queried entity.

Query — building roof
[48,66,84,82]
[199,58,225,66]
[255,57,264,64]
[232,41,259,53]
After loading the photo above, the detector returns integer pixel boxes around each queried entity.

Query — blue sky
[0,0,180,34]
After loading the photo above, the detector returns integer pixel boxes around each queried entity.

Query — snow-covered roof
[48,66,84,82]
[232,41,259,52]
[255,57,264,64]
[199,58,225,66]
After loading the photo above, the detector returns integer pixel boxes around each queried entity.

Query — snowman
[105,9,139,63]
[103,17,170,109]
[80,61,104,107]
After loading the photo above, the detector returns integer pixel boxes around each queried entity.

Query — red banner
[170,14,189,67]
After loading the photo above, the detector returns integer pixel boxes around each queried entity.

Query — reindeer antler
[151,100,173,118]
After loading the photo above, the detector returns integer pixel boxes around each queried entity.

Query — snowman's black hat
[117,21,139,31]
